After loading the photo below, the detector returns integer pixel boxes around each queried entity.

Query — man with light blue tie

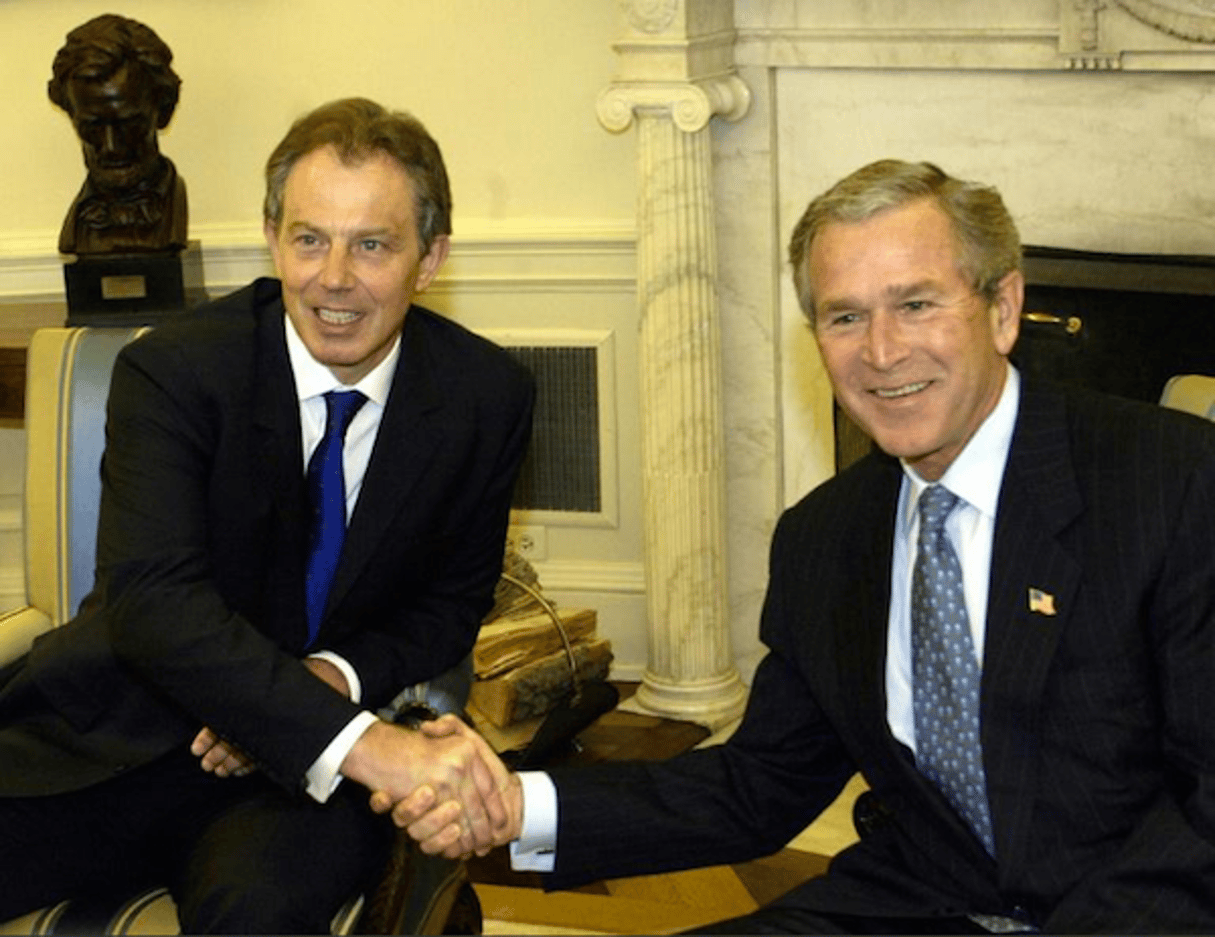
[0,98,531,933]
[401,159,1215,934]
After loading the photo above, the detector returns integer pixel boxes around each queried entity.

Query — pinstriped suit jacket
[548,379,1215,933]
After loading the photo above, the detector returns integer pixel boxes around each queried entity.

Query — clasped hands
[364,715,524,859]
[191,712,520,857]
[190,656,521,859]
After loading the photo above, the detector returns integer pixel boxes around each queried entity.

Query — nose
[100,123,120,158]
[319,249,355,292]
[861,310,909,371]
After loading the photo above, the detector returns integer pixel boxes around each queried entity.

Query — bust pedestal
[62,241,205,326]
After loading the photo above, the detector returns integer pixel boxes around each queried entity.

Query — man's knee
[174,788,391,934]
[0,791,159,924]
[176,878,335,935]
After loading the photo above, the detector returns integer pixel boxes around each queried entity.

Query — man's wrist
[306,650,360,701]
[306,710,380,801]
[510,770,557,872]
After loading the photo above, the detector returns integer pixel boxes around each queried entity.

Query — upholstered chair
[0,327,479,935]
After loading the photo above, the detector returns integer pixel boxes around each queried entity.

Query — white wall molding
[533,559,646,595]
[537,558,648,681]
[734,26,1063,71]
[0,221,636,301]
[1115,0,1215,45]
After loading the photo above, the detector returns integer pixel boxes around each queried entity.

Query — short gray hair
[787,160,1021,323]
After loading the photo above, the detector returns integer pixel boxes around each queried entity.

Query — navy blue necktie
[304,390,367,647]
[912,484,996,856]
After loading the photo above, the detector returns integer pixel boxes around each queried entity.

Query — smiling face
[808,198,1022,480]
[265,145,449,385]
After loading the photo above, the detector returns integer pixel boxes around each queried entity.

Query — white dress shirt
[510,364,1022,871]
[886,364,1020,751]
[284,316,400,801]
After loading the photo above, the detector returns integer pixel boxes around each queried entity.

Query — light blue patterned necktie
[912,484,996,856]
[304,390,367,648]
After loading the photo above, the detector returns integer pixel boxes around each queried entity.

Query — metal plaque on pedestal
[62,241,205,326]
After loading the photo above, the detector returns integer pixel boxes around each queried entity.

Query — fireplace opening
[1016,246,1215,405]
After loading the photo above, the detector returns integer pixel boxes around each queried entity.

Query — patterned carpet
[472,845,833,935]
[469,684,862,935]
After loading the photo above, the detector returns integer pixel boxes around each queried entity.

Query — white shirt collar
[283,314,400,407]
[900,362,1021,530]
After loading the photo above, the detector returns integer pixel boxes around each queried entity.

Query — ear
[990,269,1023,356]
[414,234,450,292]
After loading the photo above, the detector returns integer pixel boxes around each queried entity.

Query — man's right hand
[342,714,513,857]
[381,717,525,858]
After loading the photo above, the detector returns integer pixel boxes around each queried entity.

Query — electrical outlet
[507,524,548,561]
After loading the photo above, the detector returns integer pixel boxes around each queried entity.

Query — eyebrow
[884,279,945,302]
[817,296,861,316]
[284,222,399,241]
[817,279,945,315]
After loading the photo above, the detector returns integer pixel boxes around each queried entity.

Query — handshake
[192,658,523,859]
[347,714,524,859]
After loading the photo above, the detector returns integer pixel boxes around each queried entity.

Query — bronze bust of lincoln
[48,14,187,255]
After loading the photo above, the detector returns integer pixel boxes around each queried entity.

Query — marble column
[598,3,751,729]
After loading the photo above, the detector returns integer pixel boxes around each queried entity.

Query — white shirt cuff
[509,770,558,872]
[308,650,363,703]
[304,710,379,802]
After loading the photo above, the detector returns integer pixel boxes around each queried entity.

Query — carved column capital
[625,0,681,34]
[597,74,750,134]
[599,0,750,134]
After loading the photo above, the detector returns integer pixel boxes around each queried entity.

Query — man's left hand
[191,726,256,777]
[191,655,349,777]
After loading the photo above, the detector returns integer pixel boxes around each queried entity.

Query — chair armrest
[0,606,53,666]
[1160,374,1215,420]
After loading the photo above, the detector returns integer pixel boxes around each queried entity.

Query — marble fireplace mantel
[731,3,1215,70]
[601,0,1215,726]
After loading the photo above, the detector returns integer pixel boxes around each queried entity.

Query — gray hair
[787,160,1021,323]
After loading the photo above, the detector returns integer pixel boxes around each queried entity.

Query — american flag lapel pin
[1028,587,1057,616]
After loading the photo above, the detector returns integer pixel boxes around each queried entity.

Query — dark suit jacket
[548,379,1215,933]
[0,278,534,797]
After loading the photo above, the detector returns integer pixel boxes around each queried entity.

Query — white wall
[0,1,635,250]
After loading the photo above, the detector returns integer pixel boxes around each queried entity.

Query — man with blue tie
[0,97,532,933]
[401,159,1215,933]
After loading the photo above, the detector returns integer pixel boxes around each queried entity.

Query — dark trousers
[0,747,394,934]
